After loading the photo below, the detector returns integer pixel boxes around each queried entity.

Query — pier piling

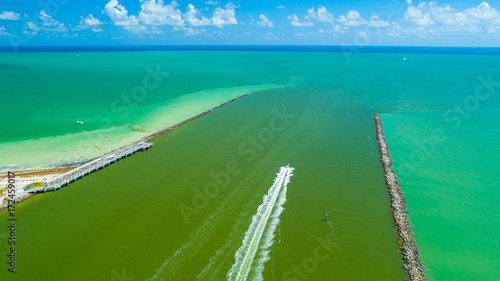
[29,142,153,194]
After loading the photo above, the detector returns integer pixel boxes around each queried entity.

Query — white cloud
[358,30,368,38]
[40,11,59,27]
[23,15,39,35]
[224,3,239,9]
[403,1,500,34]
[0,11,20,20]
[205,1,218,5]
[39,10,67,32]
[212,5,238,27]
[105,0,147,33]
[306,6,334,24]
[102,0,240,32]
[405,4,435,26]
[256,14,274,27]
[80,14,102,26]
[292,6,372,28]
[275,5,285,9]
[386,22,404,37]
[368,15,390,27]
[0,26,8,35]
[464,2,499,20]
[139,0,184,26]
[264,32,278,39]
[184,3,238,28]
[149,26,163,34]
[21,11,67,35]
[184,27,204,36]
[337,10,367,26]
[287,14,313,27]
[78,14,103,32]
[184,4,212,26]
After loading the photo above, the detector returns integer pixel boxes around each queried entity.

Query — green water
[0,51,289,169]
[0,51,499,280]
[379,61,500,279]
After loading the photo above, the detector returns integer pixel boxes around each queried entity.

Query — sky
[1,0,500,47]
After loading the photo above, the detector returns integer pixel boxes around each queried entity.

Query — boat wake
[146,179,244,281]
[227,165,294,281]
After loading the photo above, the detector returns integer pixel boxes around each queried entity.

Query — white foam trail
[197,217,247,279]
[227,166,294,281]
[147,177,244,281]
[253,168,292,280]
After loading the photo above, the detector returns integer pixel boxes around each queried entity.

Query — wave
[227,166,294,281]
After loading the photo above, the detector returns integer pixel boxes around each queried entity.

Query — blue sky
[1,0,500,47]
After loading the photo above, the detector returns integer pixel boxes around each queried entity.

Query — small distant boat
[76,55,80,58]
[76,121,84,124]
[403,57,407,61]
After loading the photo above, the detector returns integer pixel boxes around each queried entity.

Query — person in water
[325,213,328,221]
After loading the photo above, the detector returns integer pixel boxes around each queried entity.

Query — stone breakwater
[142,93,250,142]
[0,94,251,212]
[373,114,427,281]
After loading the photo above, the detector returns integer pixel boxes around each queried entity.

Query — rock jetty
[0,93,251,212]
[373,113,427,281]
[142,93,250,141]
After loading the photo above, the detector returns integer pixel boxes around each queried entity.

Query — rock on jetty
[373,114,427,281]
[0,93,251,212]
[142,94,250,142]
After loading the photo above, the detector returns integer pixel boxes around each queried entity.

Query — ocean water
[0,49,498,280]
[378,56,500,280]
[0,51,284,170]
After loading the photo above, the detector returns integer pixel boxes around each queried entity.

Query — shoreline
[0,93,250,210]
[373,114,427,281]
[0,84,279,172]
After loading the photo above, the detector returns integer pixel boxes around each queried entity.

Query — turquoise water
[0,50,499,280]
[0,51,290,169]
[375,54,500,280]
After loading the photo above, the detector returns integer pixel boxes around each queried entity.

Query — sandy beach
[0,84,282,172]
[0,92,253,209]
[0,167,74,204]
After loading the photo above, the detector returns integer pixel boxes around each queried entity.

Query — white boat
[76,121,84,124]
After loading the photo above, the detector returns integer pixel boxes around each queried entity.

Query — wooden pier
[28,141,152,193]
[2,92,251,210]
